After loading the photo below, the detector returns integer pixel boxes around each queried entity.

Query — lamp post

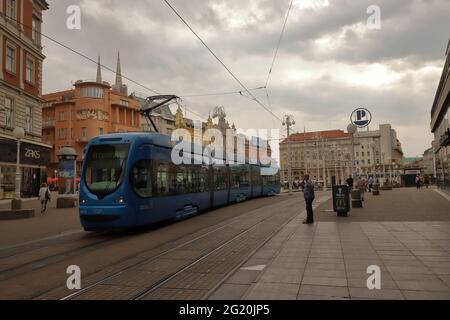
[347,124,357,188]
[283,115,295,195]
[12,127,25,210]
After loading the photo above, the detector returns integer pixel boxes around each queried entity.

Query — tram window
[155,163,170,196]
[131,160,152,198]
[214,166,228,191]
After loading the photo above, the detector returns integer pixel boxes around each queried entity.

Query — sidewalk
[0,192,82,247]
[209,188,450,300]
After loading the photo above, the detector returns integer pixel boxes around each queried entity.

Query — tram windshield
[84,144,130,198]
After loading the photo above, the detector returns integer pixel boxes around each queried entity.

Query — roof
[280,130,351,143]
[133,95,176,121]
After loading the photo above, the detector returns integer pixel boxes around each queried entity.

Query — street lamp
[347,124,357,186]
[12,127,25,209]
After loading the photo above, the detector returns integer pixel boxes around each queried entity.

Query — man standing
[346,175,354,190]
[303,174,315,225]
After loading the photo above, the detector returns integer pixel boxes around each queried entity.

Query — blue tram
[79,132,280,231]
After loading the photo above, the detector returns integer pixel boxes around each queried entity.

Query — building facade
[42,54,141,180]
[0,0,50,199]
[423,145,436,178]
[431,39,450,191]
[279,124,404,187]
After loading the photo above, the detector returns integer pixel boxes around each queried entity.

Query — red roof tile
[281,130,351,143]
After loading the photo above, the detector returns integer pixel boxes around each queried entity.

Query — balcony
[76,137,89,144]
[42,120,55,129]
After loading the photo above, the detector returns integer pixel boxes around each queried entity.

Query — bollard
[372,183,380,196]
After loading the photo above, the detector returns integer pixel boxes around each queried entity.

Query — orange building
[42,53,141,179]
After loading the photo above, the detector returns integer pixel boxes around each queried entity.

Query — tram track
[54,195,311,300]
[0,193,297,299]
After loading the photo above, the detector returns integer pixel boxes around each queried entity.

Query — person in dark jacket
[303,174,315,224]
[346,175,354,190]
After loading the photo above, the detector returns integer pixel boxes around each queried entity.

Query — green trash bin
[332,185,351,217]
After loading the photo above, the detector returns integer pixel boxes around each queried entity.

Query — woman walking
[39,183,51,213]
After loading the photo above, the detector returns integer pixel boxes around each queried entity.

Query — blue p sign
[351,108,372,128]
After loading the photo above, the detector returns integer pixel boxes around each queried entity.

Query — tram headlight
[80,199,88,205]
[115,196,125,204]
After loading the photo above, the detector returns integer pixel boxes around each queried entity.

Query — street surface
[0,188,449,300]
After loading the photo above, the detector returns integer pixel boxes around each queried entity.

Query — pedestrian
[38,183,51,213]
[415,174,421,189]
[368,175,374,192]
[302,174,315,225]
[346,175,354,190]
[424,175,430,188]
[357,176,366,201]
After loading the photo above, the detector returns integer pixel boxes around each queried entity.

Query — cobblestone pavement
[209,188,450,300]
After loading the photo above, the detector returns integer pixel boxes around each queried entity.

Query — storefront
[436,126,450,191]
[0,137,52,200]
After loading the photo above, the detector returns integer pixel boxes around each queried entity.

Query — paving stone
[244,283,299,300]
[402,290,450,300]
[395,279,450,292]
[259,269,303,284]
[301,276,347,287]
[209,284,250,300]
[349,287,404,300]
[299,285,349,298]
[226,270,260,285]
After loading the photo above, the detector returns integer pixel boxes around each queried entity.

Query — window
[4,97,13,128]
[70,128,74,139]
[155,162,170,196]
[59,112,65,121]
[32,17,41,45]
[81,87,104,98]
[6,45,16,73]
[84,144,130,198]
[58,128,66,139]
[131,160,152,198]
[26,58,35,84]
[214,166,228,191]
[99,128,104,135]
[25,106,32,132]
[120,100,129,107]
[6,0,16,19]
[82,127,87,137]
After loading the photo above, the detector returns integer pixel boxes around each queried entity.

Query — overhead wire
[162,0,284,124]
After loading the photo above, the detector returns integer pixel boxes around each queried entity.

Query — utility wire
[163,0,284,124]
[0,12,211,121]
[265,0,294,88]
[181,86,265,98]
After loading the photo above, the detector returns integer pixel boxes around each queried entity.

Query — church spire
[96,56,102,83]
[114,51,123,90]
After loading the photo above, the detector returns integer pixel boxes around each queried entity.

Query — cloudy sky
[42,0,450,159]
